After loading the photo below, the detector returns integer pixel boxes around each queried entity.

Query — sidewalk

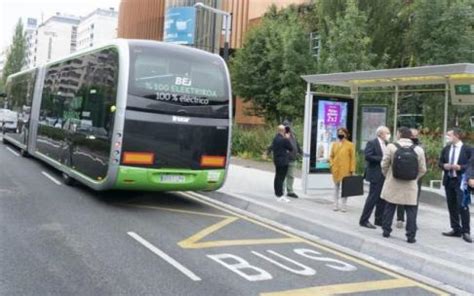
[214,157,474,293]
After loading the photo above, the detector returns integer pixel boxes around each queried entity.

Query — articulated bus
[1,39,232,191]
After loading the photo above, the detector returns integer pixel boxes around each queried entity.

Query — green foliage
[318,0,378,73]
[418,129,444,185]
[408,0,474,65]
[230,6,316,122]
[2,19,27,85]
[232,122,304,161]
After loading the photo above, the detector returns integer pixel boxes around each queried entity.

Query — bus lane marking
[127,231,202,282]
[6,146,20,157]
[41,171,62,185]
[119,203,302,249]
[181,191,449,296]
[178,215,301,249]
[260,278,416,296]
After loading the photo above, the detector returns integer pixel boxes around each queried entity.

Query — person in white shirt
[438,128,472,243]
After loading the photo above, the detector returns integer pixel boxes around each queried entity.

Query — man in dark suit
[439,128,472,243]
[359,126,390,229]
[267,125,293,202]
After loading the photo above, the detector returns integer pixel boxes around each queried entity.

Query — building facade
[77,8,118,51]
[24,18,38,69]
[32,14,80,67]
[118,0,167,41]
[117,0,307,124]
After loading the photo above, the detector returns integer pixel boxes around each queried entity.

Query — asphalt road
[0,141,451,295]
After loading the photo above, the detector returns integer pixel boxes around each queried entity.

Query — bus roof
[6,67,37,80]
[10,39,223,76]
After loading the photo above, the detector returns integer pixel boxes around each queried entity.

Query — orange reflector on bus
[200,155,226,167]
[123,152,154,165]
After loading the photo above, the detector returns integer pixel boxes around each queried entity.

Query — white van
[0,108,18,132]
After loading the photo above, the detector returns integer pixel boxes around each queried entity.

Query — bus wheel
[20,148,28,157]
[62,172,75,186]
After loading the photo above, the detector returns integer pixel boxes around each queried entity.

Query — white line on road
[127,231,201,282]
[6,146,20,157]
[41,171,62,185]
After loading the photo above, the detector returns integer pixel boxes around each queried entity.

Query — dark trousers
[396,179,422,222]
[274,165,289,197]
[445,177,471,234]
[359,180,385,225]
[383,202,417,239]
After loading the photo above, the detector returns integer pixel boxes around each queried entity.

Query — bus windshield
[128,44,229,117]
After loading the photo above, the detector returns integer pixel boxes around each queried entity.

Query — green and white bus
[1,39,232,191]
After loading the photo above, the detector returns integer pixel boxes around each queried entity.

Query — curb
[204,190,473,294]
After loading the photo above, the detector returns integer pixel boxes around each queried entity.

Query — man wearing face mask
[359,126,390,229]
[439,128,472,243]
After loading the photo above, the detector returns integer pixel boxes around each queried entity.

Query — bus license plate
[160,175,185,183]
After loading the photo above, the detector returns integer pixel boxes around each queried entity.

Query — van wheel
[62,172,75,186]
[20,148,28,157]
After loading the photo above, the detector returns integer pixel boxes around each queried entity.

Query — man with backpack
[380,127,426,243]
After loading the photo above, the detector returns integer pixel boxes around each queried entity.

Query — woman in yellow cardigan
[329,127,356,212]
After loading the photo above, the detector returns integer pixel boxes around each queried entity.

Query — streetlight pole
[193,2,231,62]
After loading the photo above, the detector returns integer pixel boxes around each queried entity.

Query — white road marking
[6,146,20,157]
[41,171,62,185]
[127,231,201,282]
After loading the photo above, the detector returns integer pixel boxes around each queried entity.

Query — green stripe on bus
[114,166,225,191]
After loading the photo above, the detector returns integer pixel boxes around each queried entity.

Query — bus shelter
[300,63,474,192]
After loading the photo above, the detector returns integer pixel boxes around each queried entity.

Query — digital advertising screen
[309,95,354,173]
[164,7,196,45]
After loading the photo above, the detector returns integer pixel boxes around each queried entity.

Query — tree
[318,0,377,73]
[2,19,27,85]
[230,6,316,122]
[405,0,474,130]
[409,0,474,65]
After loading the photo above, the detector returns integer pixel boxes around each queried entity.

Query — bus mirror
[110,105,116,113]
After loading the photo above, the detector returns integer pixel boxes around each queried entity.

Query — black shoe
[462,233,472,243]
[382,232,390,238]
[407,237,416,244]
[442,230,462,237]
[360,222,376,229]
[287,192,299,198]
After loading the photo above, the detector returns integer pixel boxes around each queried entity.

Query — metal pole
[302,82,312,194]
[351,85,359,148]
[443,83,449,144]
[223,14,230,62]
[393,85,399,135]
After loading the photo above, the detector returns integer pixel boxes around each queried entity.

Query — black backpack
[392,143,419,180]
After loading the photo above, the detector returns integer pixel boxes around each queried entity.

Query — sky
[0,0,120,50]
